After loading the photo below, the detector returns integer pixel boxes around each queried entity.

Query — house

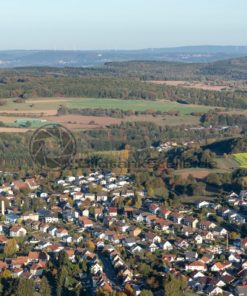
[93,208,103,220]
[143,233,161,244]
[108,207,118,217]
[241,237,247,249]
[84,193,95,201]
[169,212,184,224]
[162,241,173,251]
[96,192,108,202]
[213,227,228,237]
[39,223,49,233]
[197,201,211,209]
[81,208,89,217]
[228,253,241,263]
[149,242,158,253]
[162,254,176,263]
[79,216,93,228]
[30,262,45,276]
[128,227,141,237]
[149,204,160,214]
[11,256,29,268]
[44,212,59,223]
[146,214,158,225]
[207,286,223,296]
[198,221,216,231]
[182,216,199,228]
[186,261,207,272]
[28,251,49,262]
[211,261,232,272]
[237,285,247,296]
[25,178,39,191]
[72,192,84,201]
[12,181,29,191]
[5,213,19,224]
[48,226,57,236]
[194,234,203,245]
[56,228,69,238]
[159,208,172,219]
[10,225,27,237]
[22,211,39,222]
[131,245,143,253]
[91,262,103,275]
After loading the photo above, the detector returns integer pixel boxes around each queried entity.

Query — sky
[0,0,247,50]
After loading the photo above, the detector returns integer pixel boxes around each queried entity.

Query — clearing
[148,80,231,91]
[232,153,247,168]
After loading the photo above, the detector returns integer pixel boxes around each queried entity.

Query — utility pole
[1,200,5,216]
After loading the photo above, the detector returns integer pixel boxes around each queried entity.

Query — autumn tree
[40,276,51,296]
[164,273,187,296]
[4,238,18,257]
[140,290,153,296]
[16,278,34,296]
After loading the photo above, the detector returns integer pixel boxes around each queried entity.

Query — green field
[0,98,212,115]
[232,153,247,168]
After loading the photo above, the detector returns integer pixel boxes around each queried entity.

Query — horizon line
[1,44,247,52]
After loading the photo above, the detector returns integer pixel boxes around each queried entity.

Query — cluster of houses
[154,141,195,152]
[0,171,247,295]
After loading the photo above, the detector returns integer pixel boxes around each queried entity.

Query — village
[0,170,246,295]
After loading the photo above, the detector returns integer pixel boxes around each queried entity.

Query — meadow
[0,97,212,115]
[232,153,247,168]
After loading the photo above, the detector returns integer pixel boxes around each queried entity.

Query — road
[97,250,122,291]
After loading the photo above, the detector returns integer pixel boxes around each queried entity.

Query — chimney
[1,200,5,216]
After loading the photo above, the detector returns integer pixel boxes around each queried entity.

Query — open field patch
[148,80,232,91]
[174,168,231,180]
[0,97,212,115]
[44,115,122,129]
[232,153,247,168]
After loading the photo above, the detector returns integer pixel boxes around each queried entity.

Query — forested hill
[1,56,247,81]
[104,57,247,80]
[0,56,247,109]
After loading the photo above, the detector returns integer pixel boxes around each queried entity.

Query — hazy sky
[0,0,247,50]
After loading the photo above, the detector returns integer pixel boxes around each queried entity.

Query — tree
[86,240,95,252]
[0,269,12,279]
[40,276,51,296]
[133,193,142,208]
[57,250,69,268]
[124,283,136,296]
[4,238,18,257]
[16,278,34,296]
[56,266,68,296]
[164,273,187,296]
[140,290,153,296]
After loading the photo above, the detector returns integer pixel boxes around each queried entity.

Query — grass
[0,97,212,115]
[232,153,247,168]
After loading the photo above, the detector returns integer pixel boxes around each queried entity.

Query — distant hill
[1,56,247,81]
[1,46,247,68]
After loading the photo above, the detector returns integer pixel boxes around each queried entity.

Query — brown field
[28,99,68,103]
[126,114,199,126]
[0,112,200,132]
[0,128,31,133]
[174,167,231,180]
[148,80,231,91]
[44,115,122,129]
[0,110,57,116]
[175,169,211,180]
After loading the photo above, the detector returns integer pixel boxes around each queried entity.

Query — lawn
[232,153,247,168]
[0,97,212,115]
